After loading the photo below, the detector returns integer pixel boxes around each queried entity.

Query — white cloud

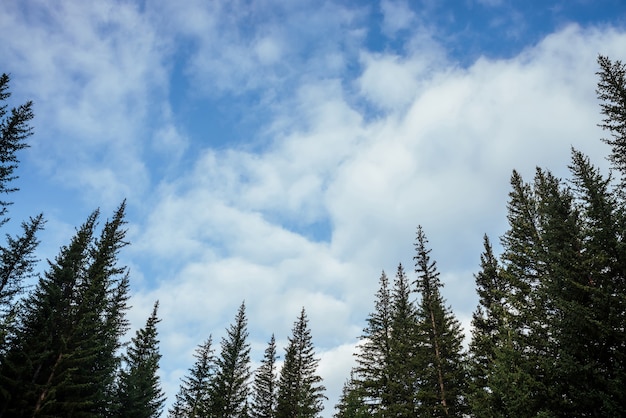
[380,0,417,36]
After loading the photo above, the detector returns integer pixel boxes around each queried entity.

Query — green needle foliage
[211,302,251,418]
[413,227,468,417]
[169,337,216,418]
[276,308,326,418]
[250,334,278,418]
[117,301,165,418]
[0,204,130,417]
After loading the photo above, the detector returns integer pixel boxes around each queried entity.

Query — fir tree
[333,372,368,418]
[275,308,326,418]
[565,149,626,414]
[467,235,507,417]
[0,205,130,417]
[385,264,419,417]
[596,55,626,188]
[413,226,468,417]
[117,301,165,418]
[0,73,42,359]
[352,271,393,415]
[211,302,251,418]
[0,73,33,226]
[169,337,215,418]
[250,334,278,418]
[491,170,551,417]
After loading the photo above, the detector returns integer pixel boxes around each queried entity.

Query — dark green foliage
[0,214,44,350]
[333,373,368,418]
[169,337,215,418]
[0,204,131,417]
[352,271,393,415]
[276,308,326,418]
[413,227,468,417]
[563,149,626,415]
[0,73,42,358]
[0,73,33,224]
[117,301,165,418]
[467,235,506,417]
[385,264,419,417]
[597,55,626,187]
[250,334,278,418]
[211,302,251,418]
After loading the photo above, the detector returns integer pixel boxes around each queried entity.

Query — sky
[1,0,626,415]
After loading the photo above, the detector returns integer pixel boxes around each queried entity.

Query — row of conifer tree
[0,55,625,417]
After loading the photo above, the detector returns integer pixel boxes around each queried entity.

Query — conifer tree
[491,167,584,417]
[467,235,507,417]
[0,73,42,357]
[564,149,626,414]
[333,372,368,418]
[250,334,278,418]
[211,302,251,418]
[413,226,467,417]
[0,205,130,417]
[597,55,626,188]
[169,337,215,418]
[0,73,33,226]
[117,301,165,418]
[275,308,326,418]
[352,271,393,415]
[385,264,419,417]
[490,170,552,417]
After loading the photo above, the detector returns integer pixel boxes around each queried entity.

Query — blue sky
[2,0,626,415]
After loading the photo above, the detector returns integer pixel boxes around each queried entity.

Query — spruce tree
[0,73,33,226]
[596,55,626,188]
[467,235,507,417]
[492,167,581,417]
[0,205,130,417]
[250,334,278,418]
[0,73,42,358]
[169,337,215,418]
[117,301,165,418]
[565,149,626,414]
[413,226,467,417]
[333,372,368,418]
[385,264,419,417]
[275,308,326,418]
[352,271,393,415]
[490,170,551,417]
[211,302,251,418]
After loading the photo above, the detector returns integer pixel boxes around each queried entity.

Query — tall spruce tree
[413,226,467,417]
[117,301,165,418]
[0,73,42,358]
[490,170,553,418]
[352,271,393,415]
[275,308,326,418]
[169,337,215,418]
[211,302,251,418]
[491,167,586,417]
[385,264,419,417]
[250,334,278,418]
[565,149,626,415]
[0,205,130,417]
[467,235,507,417]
